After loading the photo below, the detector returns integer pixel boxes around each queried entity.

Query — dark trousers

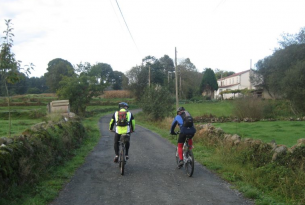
[114,133,130,156]
[177,132,194,143]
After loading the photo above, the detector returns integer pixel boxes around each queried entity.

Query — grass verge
[0,112,105,205]
[135,112,305,205]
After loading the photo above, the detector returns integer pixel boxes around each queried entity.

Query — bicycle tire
[185,150,194,177]
[175,147,179,165]
[119,148,125,175]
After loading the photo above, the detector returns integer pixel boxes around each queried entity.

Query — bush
[233,97,264,119]
[140,85,175,121]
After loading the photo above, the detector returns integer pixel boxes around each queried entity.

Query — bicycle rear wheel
[185,150,194,177]
[119,148,125,175]
[175,147,179,165]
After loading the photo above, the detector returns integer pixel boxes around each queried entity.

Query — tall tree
[200,68,218,99]
[283,61,305,113]
[111,71,126,90]
[88,63,113,85]
[126,65,148,101]
[0,19,33,136]
[254,43,305,113]
[44,58,74,92]
[177,58,201,99]
[278,27,305,49]
[159,54,175,73]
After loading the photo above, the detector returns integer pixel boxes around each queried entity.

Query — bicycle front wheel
[185,150,194,177]
[119,149,125,175]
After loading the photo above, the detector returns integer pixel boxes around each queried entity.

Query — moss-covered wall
[0,118,87,195]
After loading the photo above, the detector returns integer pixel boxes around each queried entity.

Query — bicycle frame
[175,132,195,177]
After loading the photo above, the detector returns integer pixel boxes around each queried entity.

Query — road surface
[50,110,254,205]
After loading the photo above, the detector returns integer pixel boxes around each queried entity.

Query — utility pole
[175,47,179,109]
[179,71,182,97]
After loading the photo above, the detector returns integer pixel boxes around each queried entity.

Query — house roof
[218,70,250,81]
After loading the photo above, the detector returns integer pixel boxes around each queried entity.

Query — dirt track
[49,110,254,205]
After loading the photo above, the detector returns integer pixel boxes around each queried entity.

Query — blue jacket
[170,114,196,135]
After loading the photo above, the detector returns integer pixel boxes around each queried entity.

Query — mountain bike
[174,132,195,177]
[111,131,129,175]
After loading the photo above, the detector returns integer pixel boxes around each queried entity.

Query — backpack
[181,111,193,127]
[117,111,128,126]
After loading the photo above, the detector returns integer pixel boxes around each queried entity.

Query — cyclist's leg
[114,133,121,156]
[125,134,130,160]
[125,141,130,155]
[188,135,194,149]
[177,133,186,160]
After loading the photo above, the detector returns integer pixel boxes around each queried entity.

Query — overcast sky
[1,0,305,77]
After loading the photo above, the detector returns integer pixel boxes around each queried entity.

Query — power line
[109,0,124,31]
[115,0,140,54]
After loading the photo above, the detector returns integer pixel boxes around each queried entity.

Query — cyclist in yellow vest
[109,102,135,163]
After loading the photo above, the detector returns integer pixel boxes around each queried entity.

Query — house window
[232,78,234,84]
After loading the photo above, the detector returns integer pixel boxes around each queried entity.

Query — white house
[214,70,254,99]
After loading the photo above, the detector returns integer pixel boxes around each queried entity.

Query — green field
[179,101,234,117]
[212,121,305,147]
[171,102,305,147]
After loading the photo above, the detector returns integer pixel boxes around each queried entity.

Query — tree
[88,63,113,85]
[44,58,74,92]
[57,73,105,116]
[159,54,175,73]
[0,19,33,136]
[200,68,218,99]
[140,85,174,121]
[177,58,202,99]
[179,58,196,71]
[282,61,305,114]
[111,71,125,90]
[27,76,48,94]
[214,69,235,80]
[278,27,305,49]
[254,44,305,98]
[126,65,148,101]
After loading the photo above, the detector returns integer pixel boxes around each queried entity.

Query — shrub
[233,97,264,119]
[140,85,175,121]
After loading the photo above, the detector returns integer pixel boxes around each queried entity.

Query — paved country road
[50,110,254,205]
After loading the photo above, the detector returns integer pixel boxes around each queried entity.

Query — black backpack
[117,111,128,126]
[181,111,193,127]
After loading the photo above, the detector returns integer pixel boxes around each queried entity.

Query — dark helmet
[177,106,185,114]
[119,102,129,109]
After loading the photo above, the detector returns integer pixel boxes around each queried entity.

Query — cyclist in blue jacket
[170,107,196,168]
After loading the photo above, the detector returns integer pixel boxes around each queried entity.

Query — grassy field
[171,101,304,147]
[179,101,234,117]
[212,121,305,147]
[0,119,43,136]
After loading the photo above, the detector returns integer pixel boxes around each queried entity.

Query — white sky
[1,0,305,77]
